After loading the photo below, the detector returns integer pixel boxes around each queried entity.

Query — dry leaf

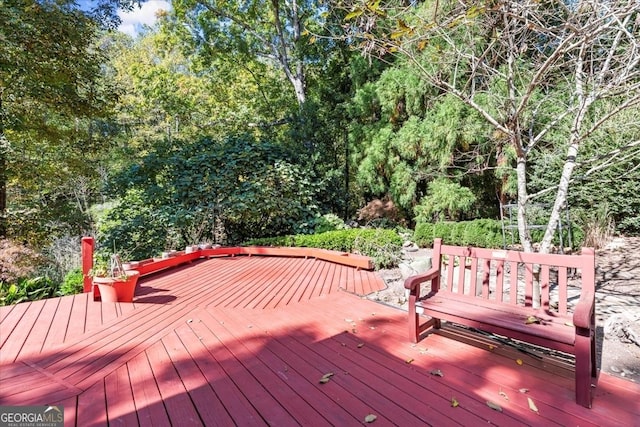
[451,397,459,407]
[405,358,414,364]
[319,372,334,384]
[499,391,509,401]
[516,359,523,365]
[527,397,539,413]
[430,369,444,377]
[519,388,529,393]
[357,343,365,348]
[564,321,574,327]
[364,414,377,423]
[488,344,495,350]
[525,315,541,324]
[486,401,503,412]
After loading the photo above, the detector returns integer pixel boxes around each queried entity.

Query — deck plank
[127,351,171,427]
[41,294,75,351]
[185,311,301,426]
[104,363,139,427]
[161,330,236,426]
[173,318,269,425]
[146,339,203,426]
[18,297,61,358]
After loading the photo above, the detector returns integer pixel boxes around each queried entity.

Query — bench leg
[408,296,419,343]
[575,328,594,408]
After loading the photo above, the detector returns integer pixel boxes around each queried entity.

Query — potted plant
[91,254,140,303]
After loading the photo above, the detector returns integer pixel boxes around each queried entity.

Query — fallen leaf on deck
[525,316,541,324]
[516,359,523,365]
[519,388,529,393]
[486,401,503,412]
[528,397,539,413]
[499,391,509,401]
[430,369,444,377]
[451,397,459,407]
[488,344,495,350]
[364,414,377,423]
[357,343,365,348]
[405,358,414,364]
[564,321,574,327]
[319,372,334,384]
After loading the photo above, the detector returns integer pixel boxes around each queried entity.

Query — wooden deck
[1,255,638,426]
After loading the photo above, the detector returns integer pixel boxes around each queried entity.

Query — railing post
[82,236,94,293]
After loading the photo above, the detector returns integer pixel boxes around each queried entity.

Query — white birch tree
[332,0,640,252]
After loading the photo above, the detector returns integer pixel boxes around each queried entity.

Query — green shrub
[414,223,434,247]
[414,219,503,248]
[59,268,84,296]
[244,228,403,269]
[311,213,347,234]
[0,276,58,306]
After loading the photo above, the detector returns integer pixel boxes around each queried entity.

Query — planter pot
[93,271,140,303]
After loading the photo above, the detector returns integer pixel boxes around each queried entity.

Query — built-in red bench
[405,238,596,408]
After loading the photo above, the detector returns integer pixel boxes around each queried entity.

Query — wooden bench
[405,238,597,408]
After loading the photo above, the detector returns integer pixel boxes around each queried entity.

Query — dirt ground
[371,237,640,384]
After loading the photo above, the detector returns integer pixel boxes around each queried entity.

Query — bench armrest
[404,267,440,293]
[572,289,595,330]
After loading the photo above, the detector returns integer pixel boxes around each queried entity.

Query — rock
[399,258,432,280]
[604,312,640,346]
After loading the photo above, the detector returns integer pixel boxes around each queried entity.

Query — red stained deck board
[225,300,490,426]
[64,294,90,341]
[104,364,139,427]
[76,380,108,427]
[185,312,300,426]
[229,256,296,309]
[41,294,75,352]
[0,302,31,348]
[246,258,310,309]
[0,363,79,406]
[280,257,324,306]
[52,304,196,390]
[53,396,77,427]
[212,307,396,426]
[161,330,236,426]
[145,339,203,426]
[18,297,61,359]
[0,300,45,364]
[259,258,313,309]
[172,322,265,426]
[127,351,172,427]
[194,309,338,426]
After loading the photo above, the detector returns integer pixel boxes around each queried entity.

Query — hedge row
[245,228,403,269]
[414,219,504,248]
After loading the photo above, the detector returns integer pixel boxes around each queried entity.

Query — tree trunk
[0,94,6,238]
[540,142,579,254]
[515,155,532,253]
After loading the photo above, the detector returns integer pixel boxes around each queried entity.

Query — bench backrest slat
[559,266,568,314]
[495,260,505,303]
[469,257,479,297]
[509,260,518,306]
[431,239,595,315]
